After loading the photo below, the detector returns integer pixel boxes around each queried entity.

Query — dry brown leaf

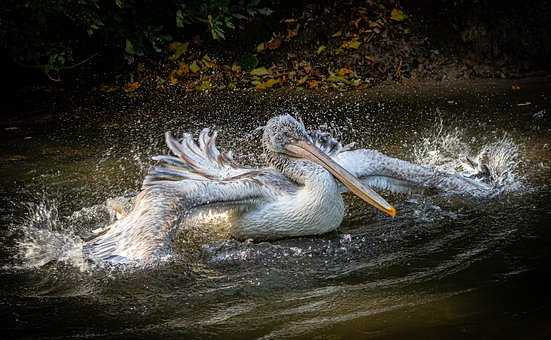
[336,68,353,77]
[297,75,308,85]
[124,82,141,92]
[306,80,319,89]
[168,41,189,60]
[98,84,119,93]
[265,37,282,50]
[287,24,300,39]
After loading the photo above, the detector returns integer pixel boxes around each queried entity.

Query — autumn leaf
[189,61,201,73]
[176,62,189,75]
[336,67,353,77]
[169,62,189,85]
[297,75,309,85]
[231,64,241,73]
[256,42,265,52]
[124,82,141,92]
[306,80,319,89]
[250,67,271,76]
[201,55,216,68]
[332,31,342,37]
[195,80,213,92]
[327,73,347,83]
[265,37,282,50]
[98,84,119,92]
[168,71,179,85]
[168,42,188,60]
[316,45,326,54]
[286,24,300,39]
[341,37,361,49]
[255,78,280,90]
[390,8,407,21]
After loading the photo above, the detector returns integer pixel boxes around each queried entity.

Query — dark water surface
[1,81,551,339]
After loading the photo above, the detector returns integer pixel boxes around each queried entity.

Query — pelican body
[84,115,491,264]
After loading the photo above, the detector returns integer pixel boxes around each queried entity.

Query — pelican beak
[285,140,396,217]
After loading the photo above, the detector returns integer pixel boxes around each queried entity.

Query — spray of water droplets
[413,117,522,193]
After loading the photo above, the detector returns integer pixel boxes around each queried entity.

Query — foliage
[0,0,274,78]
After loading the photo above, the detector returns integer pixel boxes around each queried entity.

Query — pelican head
[263,115,396,217]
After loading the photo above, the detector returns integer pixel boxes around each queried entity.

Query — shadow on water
[1,80,551,339]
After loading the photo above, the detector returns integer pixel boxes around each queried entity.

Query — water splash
[413,117,521,194]
[464,136,520,189]
[15,198,86,270]
[413,118,470,171]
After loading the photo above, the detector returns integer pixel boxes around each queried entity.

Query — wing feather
[144,129,254,187]
[86,129,294,264]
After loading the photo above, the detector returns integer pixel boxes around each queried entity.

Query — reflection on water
[1,81,551,339]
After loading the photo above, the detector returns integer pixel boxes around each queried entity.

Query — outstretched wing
[84,130,293,264]
[308,129,490,197]
[335,148,491,197]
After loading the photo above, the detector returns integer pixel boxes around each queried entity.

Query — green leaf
[176,10,185,28]
[125,39,136,55]
[257,8,274,16]
[240,54,259,71]
[189,61,201,73]
[316,45,326,54]
[225,17,235,29]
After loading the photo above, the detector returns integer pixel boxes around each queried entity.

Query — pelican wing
[84,130,293,264]
[334,148,491,197]
[144,129,253,186]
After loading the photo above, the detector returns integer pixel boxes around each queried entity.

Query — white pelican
[84,115,490,264]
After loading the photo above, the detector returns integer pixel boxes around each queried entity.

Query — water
[1,80,551,339]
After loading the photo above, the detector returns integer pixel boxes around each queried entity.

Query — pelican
[84,115,491,264]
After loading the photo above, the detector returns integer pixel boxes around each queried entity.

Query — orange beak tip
[387,207,397,217]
